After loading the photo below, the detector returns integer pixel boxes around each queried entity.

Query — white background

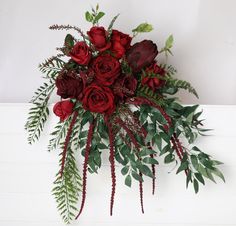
[0,0,236,104]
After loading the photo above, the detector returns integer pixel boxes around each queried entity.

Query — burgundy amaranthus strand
[60,111,78,177]
[115,117,140,149]
[150,153,156,195]
[75,119,95,219]
[115,117,146,213]
[173,133,184,157]
[106,119,116,216]
[139,172,144,214]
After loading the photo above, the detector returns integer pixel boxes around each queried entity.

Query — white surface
[0,104,235,226]
[0,0,236,104]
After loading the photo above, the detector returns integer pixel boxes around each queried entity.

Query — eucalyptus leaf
[132,23,153,33]
[125,175,132,187]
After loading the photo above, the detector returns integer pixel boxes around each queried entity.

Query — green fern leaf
[167,78,199,98]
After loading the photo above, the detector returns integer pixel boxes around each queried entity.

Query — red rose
[82,84,115,114]
[69,41,91,65]
[91,55,120,86]
[126,40,158,73]
[142,62,166,91]
[87,26,111,52]
[55,71,84,100]
[53,100,74,121]
[111,30,132,59]
[114,75,137,100]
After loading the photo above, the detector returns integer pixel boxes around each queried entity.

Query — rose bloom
[53,100,74,121]
[87,26,111,52]
[113,75,137,100]
[69,41,91,65]
[55,71,83,100]
[126,40,158,73]
[111,30,132,59]
[142,62,166,91]
[91,54,120,86]
[82,84,115,114]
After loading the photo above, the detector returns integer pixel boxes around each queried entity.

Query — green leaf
[193,179,199,193]
[139,165,154,178]
[143,157,158,165]
[153,134,162,150]
[176,161,188,174]
[139,147,156,156]
[131,170,143,182]
[197,164,209,178]
[192,146,202,152]
[121,166,129,175]
[190,155,199,170]
[64,34,74,48]
[94,12,105,23]
[211,168,225,182]
[186,171,192,188]
[132,23,153,33]
[85,11,93,22]
[165,34,174,49]
[125,175,132,187]
[164,153,175,163]
[206,168,216,183]
[194,173,205,185]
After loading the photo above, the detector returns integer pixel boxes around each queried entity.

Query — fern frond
[39,56,65,79]
[48,118,72,152]
[137,84,166,107]
[31,80,55,104]
[166,78,199,98]
[25,79,55,144]
[53,146,82,224]
[25,102,50,144]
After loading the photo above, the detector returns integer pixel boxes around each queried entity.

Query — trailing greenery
[52,145,82,224]
[136,101,224,193]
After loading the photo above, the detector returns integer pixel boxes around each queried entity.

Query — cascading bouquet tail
[25,4,224,224]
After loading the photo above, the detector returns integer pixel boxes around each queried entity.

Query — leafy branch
[85,4,105,26]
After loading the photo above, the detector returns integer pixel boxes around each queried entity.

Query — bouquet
[25,5,224,224]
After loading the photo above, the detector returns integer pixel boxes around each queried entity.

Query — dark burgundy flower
[91,55,120,86]
[69,41,91,65]
[55,71,83,100]
[114,75,137,100]
[111,30,132,59]
[126,40,158,73]
[82,84,115,114]
[53,100,74,121]
[87,26,111,52]
[142,62,166,91]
